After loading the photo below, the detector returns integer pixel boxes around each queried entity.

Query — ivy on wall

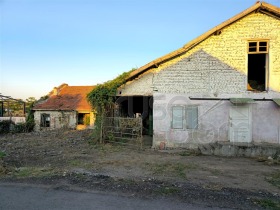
[87,69,135,143]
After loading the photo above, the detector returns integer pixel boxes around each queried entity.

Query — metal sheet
[272,98,280,106]
[230,98,254,104]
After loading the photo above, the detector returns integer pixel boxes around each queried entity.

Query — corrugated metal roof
[230,98,255,104]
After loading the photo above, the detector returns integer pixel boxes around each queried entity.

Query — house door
[229,105,252,143]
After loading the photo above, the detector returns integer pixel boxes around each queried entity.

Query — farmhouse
[116,1,280,149]
[33,84,95,131]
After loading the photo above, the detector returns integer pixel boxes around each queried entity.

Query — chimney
[52,87,58,96]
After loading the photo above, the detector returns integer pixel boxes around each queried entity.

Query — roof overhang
[272,98,280,106]
[230,98,255,104]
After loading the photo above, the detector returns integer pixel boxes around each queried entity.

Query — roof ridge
[126,1,279,81]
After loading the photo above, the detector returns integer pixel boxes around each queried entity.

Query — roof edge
[127,1,279,81]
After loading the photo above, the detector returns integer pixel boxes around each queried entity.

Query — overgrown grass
[146,162,198,178]
[14,167,57,178]
[0,151,6,159]
[255,199,280,209]
[155,186,180,195]
[266,170,280,189]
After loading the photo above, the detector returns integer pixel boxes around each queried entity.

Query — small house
[33,84,95,131]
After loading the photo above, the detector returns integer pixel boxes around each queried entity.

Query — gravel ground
[1,130,280,209]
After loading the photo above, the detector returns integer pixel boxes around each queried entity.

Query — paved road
[0,183,230,210]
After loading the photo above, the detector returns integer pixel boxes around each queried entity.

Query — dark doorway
[116,96,153,136]
[78,113,90,125]
[247,54,266,91]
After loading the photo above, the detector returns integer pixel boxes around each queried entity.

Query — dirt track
[1,130,280,209]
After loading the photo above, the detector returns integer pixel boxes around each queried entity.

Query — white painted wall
[153,93,280,147]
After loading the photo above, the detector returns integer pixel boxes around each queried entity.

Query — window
[40,114,50,127]
[247,40,268,91]
[171,106,198,129]
[248,41,268,53]
[171,106,184,129]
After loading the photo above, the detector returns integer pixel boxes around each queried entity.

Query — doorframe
[228,104,252,143]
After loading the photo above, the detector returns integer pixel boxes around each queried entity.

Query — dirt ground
[1,130,280,209]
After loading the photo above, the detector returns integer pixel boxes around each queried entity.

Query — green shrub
[0,120,13,134]
[0,151,6,159]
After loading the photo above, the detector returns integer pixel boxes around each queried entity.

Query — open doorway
[78,113,90,125]
[116,96,153,139]
[247,41,268,91]
[248,54,266,91]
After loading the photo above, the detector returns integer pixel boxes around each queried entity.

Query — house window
[248,41,268,53]
[171,106,184,129]
[171,106,198,129]
[41,114,50,127]
[247,40,268,91]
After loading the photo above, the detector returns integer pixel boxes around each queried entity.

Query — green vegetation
[266,170,280,188]
[146,162,198,178]
[155,186,180,195]
[87,69,135,143]
[12,101,35,133]
[0,120,11,134]
[0,151,6,159]
[255,199,280,209]
[14,167,55,178]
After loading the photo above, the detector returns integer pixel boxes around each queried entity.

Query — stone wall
[34,111,77,131]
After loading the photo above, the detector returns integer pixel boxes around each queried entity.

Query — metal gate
[103,117,143,148]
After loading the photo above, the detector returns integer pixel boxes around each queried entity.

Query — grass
[0,151,6,159]
[15,167,56,178]
[255,199,280,210]
[266,170,280,189]
[155,186,180,195]
[69,159,83,167]
[146,162,198,178]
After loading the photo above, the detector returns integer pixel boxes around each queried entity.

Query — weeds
[155,186,180,195]
[14,167,56,178]
[255,199,280,209]
[0,151,6,159]
[146,162,198,178]
[266,170,280,188]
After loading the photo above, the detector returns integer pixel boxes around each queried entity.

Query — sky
[1,0,280,100]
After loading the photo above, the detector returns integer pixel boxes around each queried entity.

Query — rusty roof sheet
[33,86,94,111]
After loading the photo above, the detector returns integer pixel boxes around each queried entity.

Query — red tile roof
[33,85,94,111]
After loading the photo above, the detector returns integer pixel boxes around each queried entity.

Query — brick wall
[120,12,280,96]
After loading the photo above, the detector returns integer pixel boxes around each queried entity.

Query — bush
[12,121,35,133]
[0,151,6,159]
[0,120,13,134]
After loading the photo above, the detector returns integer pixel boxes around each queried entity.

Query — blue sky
[1,0,280,100]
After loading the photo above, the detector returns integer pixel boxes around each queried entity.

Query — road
[0,183,230,210]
